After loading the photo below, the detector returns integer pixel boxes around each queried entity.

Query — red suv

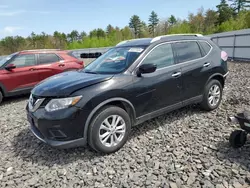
[0,49,84,104]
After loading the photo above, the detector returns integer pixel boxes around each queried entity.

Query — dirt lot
[0,62,250,188]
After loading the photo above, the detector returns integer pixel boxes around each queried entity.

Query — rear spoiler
[80,52,102,58]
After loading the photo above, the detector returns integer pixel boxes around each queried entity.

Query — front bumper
[26,104,88,149]
[29,123,87,149]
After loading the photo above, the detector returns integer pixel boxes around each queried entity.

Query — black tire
[200,79,223,111]
[229,130,247,148]
[0,91,3,104]
[88,105,131,154]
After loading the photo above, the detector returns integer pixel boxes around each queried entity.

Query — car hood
[31,71,114,97]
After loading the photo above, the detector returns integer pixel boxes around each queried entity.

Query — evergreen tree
[148,11,159,37]
[168,15,177,25]
[228,0,250,13]
[216,0,234,25]
[129,15,142,38]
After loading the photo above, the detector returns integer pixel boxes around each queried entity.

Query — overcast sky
[0,0,220,38]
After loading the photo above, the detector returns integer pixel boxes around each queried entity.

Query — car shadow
[215,139,250,172]
[1,94,30,106]
[11,104,206,166]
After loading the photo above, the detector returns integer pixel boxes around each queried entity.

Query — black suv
[26,34,229,153]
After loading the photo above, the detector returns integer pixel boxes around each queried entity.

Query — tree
[228,0,250,14]
[79,31,87,40]
[148,11,159,37]
[67,30,80,43]
[188,7,205,33]
[129,15,142,38]
[168,15,177,26]
[216,0,234,25]
[204,9,218,34]
[96,28,106,38]
[106,24,115,35]
[140,21,150,38]
[121,26,133,40]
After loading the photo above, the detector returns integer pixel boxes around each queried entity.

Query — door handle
[203,62,211,67]
[59,64,65,67]
[172,72,182,78]
[29,68,36,71]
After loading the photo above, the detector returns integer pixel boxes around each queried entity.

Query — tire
[0,91,3,104]
[88,105,131,154]
[200,79,223,111]
[229,130,247,148]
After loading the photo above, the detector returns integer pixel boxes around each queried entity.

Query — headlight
[45,96,82,112]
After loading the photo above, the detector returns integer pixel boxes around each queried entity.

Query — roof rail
[21,49,61,52]
[150,33,203,43]
[116,38,148,46]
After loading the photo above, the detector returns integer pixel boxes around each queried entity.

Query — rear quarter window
[199,41,212,55]
[38,53,61,64]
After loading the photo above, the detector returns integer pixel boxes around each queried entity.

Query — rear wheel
[229,130,247,148]
[0,91,3,104]
[88,105,131,154]
[201,79,222,111]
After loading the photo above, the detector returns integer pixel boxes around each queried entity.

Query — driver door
[131,43,183,117]
[3,54,40,93]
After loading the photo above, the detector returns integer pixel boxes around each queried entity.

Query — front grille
[29,94,46,112]
[40,98,52,107]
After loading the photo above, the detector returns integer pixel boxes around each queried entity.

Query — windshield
[0,52,18,67]
[82,46,146,74]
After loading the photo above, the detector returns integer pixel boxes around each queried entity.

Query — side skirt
[135,95,203,126]
[5,87,33,97]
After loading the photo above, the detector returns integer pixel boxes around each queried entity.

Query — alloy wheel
[208,84,221,107]
[99,115,126,147]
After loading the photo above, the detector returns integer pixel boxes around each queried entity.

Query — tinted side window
[39,53,60,64]
[9,54,36,67]
[199,41,212,55]
[141,43,174,69]
[173,41,202,63]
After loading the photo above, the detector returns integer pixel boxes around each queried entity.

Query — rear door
[36,53,63,81]
[172,40,213,102]
[2,54,39,92]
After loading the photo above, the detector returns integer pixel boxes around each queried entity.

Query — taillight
[221,51,228,71]
[221,51,228,61]
[76,60,84,66]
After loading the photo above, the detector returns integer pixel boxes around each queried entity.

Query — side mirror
[136,63,157,77]
[5,64,16,71]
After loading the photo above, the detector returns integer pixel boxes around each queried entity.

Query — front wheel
[88,105,131,154]
[200,79,223,111]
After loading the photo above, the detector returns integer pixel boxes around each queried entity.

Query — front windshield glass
[0,52,18,67]
[83,46,146,74]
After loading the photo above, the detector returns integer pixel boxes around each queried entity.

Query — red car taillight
[76,60,84,66]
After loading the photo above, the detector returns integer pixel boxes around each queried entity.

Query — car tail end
[221,50,228,73]
[66,51,85,67]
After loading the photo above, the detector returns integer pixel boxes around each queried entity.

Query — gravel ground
[0,62,250,188]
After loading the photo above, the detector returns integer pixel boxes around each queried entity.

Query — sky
[0,0,220,38]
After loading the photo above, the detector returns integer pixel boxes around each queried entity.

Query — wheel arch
[83,97,136,139]
[0,82,7,96]
[205,73,225,89]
